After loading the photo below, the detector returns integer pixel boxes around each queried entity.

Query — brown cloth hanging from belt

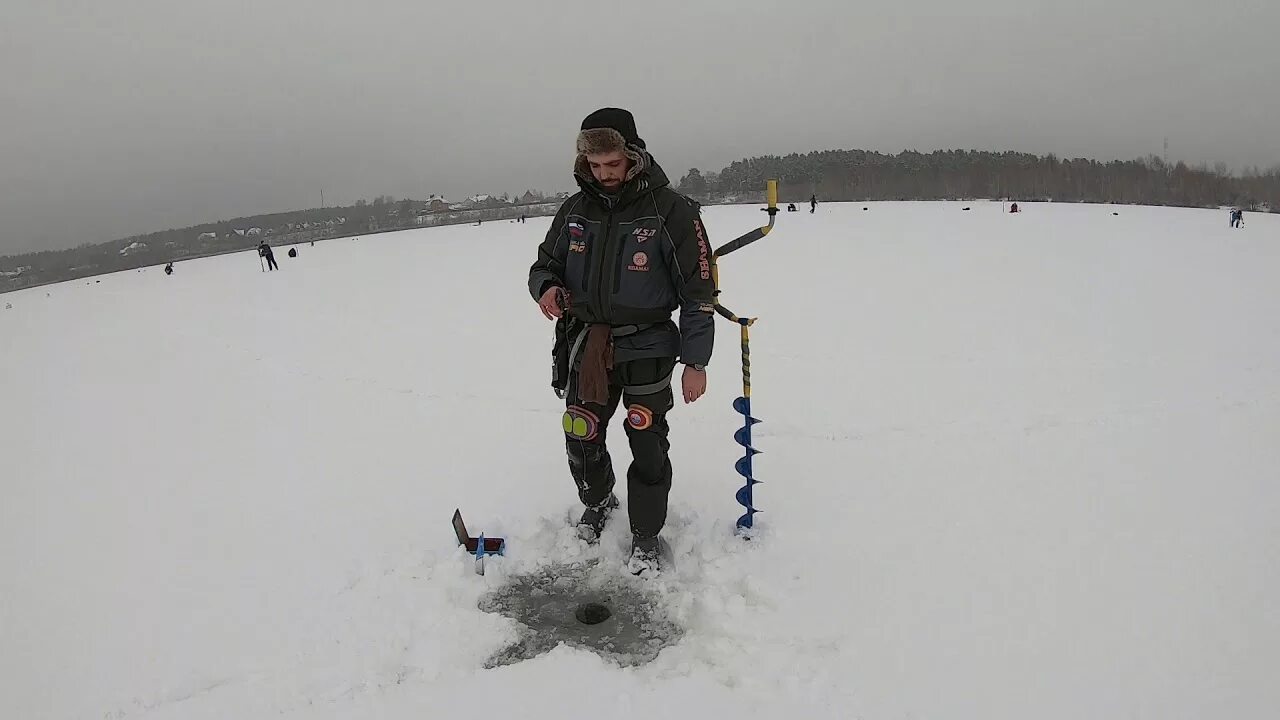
[577,323,614,405]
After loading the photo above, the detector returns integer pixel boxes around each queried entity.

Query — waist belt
[610,323,658,338]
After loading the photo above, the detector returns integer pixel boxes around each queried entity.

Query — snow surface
[2,202,1279,719]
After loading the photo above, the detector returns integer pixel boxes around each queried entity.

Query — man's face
[587,150,631,191]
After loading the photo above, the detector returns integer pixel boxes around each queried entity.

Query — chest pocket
[612,217,675,309]
[562,214,599,300]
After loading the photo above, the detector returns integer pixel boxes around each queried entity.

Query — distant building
[459,194,498,210]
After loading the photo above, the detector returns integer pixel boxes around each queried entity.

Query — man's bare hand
[538,287,565,320]
[682,365,707,404]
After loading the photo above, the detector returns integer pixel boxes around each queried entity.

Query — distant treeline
[676,150,1280,211]
[5,149,1278,294]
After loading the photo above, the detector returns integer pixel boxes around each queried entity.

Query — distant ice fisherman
[258,240,279,271]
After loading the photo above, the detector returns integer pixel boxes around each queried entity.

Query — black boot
[627,535,661,576]
[577,493,618,543]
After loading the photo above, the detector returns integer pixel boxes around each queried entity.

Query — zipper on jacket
[594,209,614,322]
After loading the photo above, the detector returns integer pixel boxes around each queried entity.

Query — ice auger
[712,180,778,534]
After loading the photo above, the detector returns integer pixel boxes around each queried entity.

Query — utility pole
[321,188,325,208]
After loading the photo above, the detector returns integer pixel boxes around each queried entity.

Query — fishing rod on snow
[712,179,779,536]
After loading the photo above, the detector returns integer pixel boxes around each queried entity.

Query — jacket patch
[627,251,650,272]
[568,220,588,252]
[632,227,657,243]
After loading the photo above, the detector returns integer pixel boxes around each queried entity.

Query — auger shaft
[713,180,777,535]
[731,317,760,531]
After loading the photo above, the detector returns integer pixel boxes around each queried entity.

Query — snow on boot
[576,493,618,543]
[627,536,662,576]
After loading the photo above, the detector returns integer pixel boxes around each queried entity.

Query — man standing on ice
[258,240,279,271]
[529,108,715,575]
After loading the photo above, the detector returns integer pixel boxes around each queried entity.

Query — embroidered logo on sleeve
[694,219,711,280]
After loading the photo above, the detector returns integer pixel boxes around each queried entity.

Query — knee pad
[563,405,600,442]
[625,404,654,431]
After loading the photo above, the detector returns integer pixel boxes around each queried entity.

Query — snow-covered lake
[3,201,1277,719]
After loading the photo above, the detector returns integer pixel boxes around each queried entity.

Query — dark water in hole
[478,562,682,668]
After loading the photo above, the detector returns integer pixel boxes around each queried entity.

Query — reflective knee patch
[563,405,600,441]
[626,404,654,431]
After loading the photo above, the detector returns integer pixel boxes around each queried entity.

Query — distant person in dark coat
[258,241,279,271]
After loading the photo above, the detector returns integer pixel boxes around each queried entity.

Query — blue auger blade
[731,393,763,535]
[733,426,763,448]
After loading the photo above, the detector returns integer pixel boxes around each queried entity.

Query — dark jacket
[529,154,716,367]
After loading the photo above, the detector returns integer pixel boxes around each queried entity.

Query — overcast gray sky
[2,0,1277,254]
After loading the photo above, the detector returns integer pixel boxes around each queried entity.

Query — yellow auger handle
[712,180,778,322]
[713,179,779,259]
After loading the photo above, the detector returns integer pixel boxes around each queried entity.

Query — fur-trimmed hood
[571,108,670,206]
[573,126,649,185]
